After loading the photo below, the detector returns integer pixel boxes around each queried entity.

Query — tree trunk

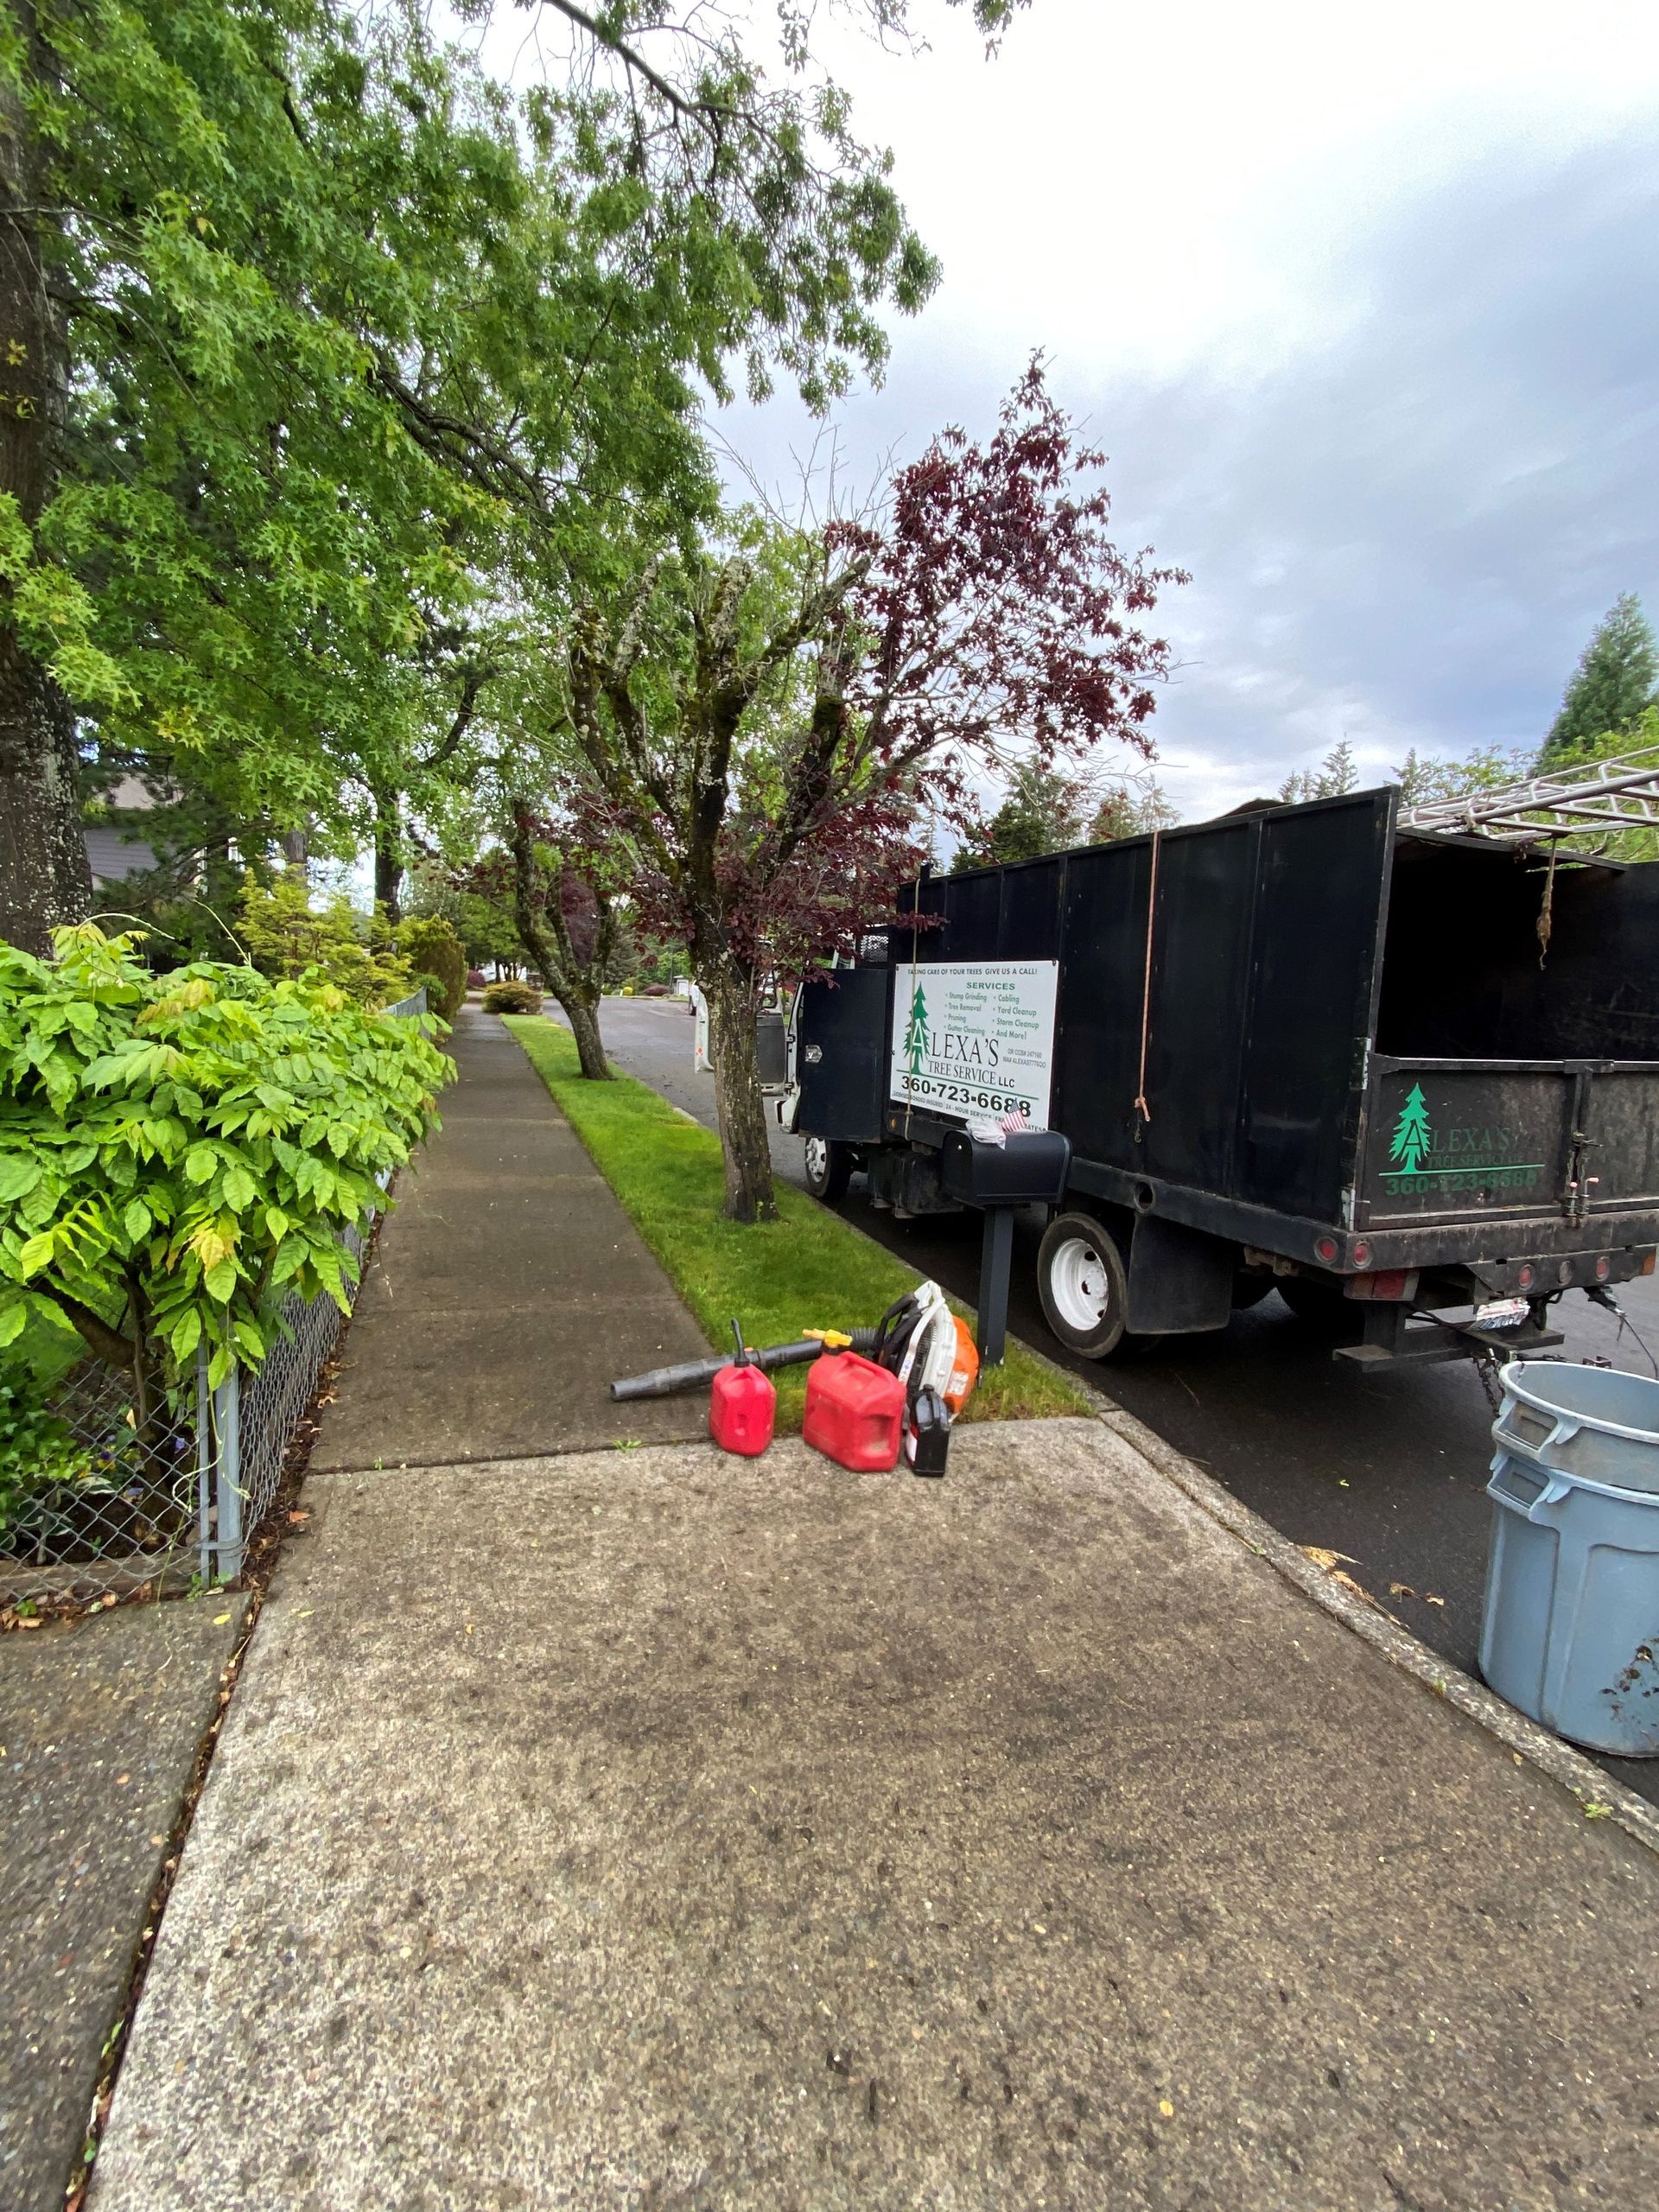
[703,966,777,1224]
[0,39,88,955]
[563,989,609,1083]
[0,677,89,952]
[372,790,403,923]
[505,803,612,1079]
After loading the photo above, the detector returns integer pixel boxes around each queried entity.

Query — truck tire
[1038,1211,1151,1361]
[803,1136,854,1202]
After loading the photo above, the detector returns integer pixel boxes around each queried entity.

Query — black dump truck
[779,786,1659,1367]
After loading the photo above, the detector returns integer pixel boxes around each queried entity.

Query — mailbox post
[939,1129,1072,1366]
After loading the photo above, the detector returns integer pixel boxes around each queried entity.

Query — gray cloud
[718,126,1659,815]
[1093,130,1659,800]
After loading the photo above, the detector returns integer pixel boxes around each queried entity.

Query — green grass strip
[502,1015,1090,1428]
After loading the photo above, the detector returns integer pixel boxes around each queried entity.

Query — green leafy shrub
[239,872,412,1007]
[481,979,543,1014]
[397,915,468,1020]
[0,927,454,1407]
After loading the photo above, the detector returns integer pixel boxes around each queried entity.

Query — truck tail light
[1596,1255,1611,1281]
[1315,1236,1339,1262]
[1643,1251,1656,1277]
[1351,1241,1372,1268]
[1517,1263,1535,1289]
[1370,1270,1411,1300]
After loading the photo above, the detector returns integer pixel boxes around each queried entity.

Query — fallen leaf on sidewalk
[1331,1570,1378,1605]
[1300,1547,1358,1572]
[1389,1581,1415,1599]
[1425,1594,1446,1607]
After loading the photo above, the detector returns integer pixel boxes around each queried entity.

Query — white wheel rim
[1049,1235,1113,1333]
[804,1137,830,1183]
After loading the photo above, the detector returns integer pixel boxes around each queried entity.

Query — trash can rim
[1487,1452,1659,1510]
[1500,1357,1659,1446]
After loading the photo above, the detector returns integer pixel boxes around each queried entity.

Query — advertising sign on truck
[889,960,1059,1128]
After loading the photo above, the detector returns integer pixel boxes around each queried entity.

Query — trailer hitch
[1334,1302,1565,1370]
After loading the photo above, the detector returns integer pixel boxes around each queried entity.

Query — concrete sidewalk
[90,1421,1659,2211]
[1,1597,245,2212]
[311,1004,711,1468]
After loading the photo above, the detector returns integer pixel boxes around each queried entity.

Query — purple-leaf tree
[558,362,1186,1222]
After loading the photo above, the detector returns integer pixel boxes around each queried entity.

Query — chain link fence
[0,988,424,1607]
[0,1360,200,1603]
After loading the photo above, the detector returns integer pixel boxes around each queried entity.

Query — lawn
[502,1016,1090,1428]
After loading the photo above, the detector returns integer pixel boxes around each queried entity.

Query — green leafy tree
[1531,706,1659,861]
[238,874,412,1009]
[1392,745,1533,807]
[0,927,451,1459]
[396,915,467,1020]
[1389,1083,1431,1173]
[1542,594,1659,763]
[3,0,967,953]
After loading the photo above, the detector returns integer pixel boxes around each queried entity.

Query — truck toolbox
[790,785,1659,1365]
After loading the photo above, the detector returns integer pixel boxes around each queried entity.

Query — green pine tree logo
[1389,1083,1432,1173]
[903,982,929,1075]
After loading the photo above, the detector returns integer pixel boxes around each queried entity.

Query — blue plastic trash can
[1480,1361,1659,1756]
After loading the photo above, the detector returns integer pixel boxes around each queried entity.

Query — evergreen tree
[1542,593,1659,762]
[1280,740,1357,804]
[950,760,1090,872]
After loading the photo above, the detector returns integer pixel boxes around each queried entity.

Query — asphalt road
[560,995,1659,1806]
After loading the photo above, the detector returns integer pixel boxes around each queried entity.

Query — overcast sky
[477,1,1659,819]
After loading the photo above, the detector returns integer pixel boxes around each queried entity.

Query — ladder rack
[1399,745,1659,846]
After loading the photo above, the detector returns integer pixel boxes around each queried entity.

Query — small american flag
[999,1109,1030,1136]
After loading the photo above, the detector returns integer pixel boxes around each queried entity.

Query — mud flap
[1126,1215,1235,1334]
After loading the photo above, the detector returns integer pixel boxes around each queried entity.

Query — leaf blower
[610,1281,977,1476]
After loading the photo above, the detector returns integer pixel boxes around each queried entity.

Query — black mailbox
[940,1128,1071,1207]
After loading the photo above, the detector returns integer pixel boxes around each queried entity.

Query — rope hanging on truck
[1134,829,1161,1129]
[1535,839,1559,969]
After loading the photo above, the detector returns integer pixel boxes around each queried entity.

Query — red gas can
[804,1351,906,1471]
[709,1320,776,1457]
